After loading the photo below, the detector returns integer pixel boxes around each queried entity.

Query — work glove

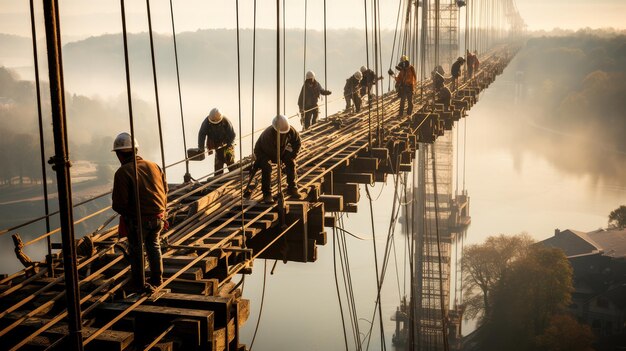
[327,90,332,94]
[388,68,394,75]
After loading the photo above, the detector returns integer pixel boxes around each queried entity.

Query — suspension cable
[431,143,450,351]
[248,260,267,350]
[120,0,146,287]
[145,0,166,173]
[332,225,350,350]
[168,0,190,181]
[235,0,246,248]
[364,186,386,350]
[323,0,328,121]
[251,0,257,155]
[29,0,53,275]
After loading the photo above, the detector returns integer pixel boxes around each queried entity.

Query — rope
[29,0,52,274]
[168,0,190,180]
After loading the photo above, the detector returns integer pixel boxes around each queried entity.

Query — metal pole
[42,0,84,349]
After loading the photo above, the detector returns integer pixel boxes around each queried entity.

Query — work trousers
[398,85,414,116]
[214,145,235,176]
[345,93,362,113]
[303,107,319,130]
[255,155,297,196]
[126,216,164,288]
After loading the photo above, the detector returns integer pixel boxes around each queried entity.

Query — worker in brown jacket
[248,115,302,204]
[389,55,417,117]
[111,132,168,292]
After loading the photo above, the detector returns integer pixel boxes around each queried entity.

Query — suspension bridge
[0,0,524,350]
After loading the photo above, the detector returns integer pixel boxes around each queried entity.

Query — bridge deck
[0,47,513,351]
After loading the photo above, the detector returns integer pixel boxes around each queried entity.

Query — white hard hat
[305,70,315,80]
[208,108,223,124]
[272,114,290,134]
[112,132,138,152]
[360,65,367,73]
[354,71,363,81]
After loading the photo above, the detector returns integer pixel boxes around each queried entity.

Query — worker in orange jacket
[389,55,417,117]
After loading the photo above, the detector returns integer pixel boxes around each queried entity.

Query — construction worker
[344,70,363,114]
[251,115,302,204]
[451,56,465,91]
[432,69,446,92]
[197,107,236,176]
[359,65,382,106]
[298,70,332,130]
[436,85,452,110]
[111,132,167,292]
[466,50,476,78]
[389,55,417,117]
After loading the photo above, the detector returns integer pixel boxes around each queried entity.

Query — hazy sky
[0,0,625,39]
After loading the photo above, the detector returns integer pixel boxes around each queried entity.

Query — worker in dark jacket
[432,69,445,92]
[359,65,382,106]
[436,85,452,110]
[197,108,236,176]
[389,55,417,117]
[251,115,302,204]
[466,50,476,78]
[344,70,363,114]
[298,70,332,130]
[451,56,465,90]
[111,132,167,292]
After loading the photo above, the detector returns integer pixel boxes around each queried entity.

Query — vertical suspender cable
[42,0,83,349]
[387,0,402,93]
[30,0,53,276]
[145,0,166,173]
[276,0,284,216]
[302,0,307,124]
[251,0,257,154]
[120,0,146,286]
[431,145,449,351]
[235,0,245,248]
[363,0,372,151]
[282,0,286,114]
[168,0,190,182]
[323,0,328,120]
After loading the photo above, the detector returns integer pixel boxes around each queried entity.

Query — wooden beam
[333,173,373,184]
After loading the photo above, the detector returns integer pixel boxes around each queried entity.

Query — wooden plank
[162,256,218,274]
[148,293,233,329]
[95,303,215,348]
[324,216,336,228]
[349,157,379,172]
[332,183,360,204]
[333,172,373,184]
[344,204,358,213]
[318,195,343,212]
[167,278,216,295]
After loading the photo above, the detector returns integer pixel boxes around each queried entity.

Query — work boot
[286,187,302,199]
[262,194,275,204]
[243,187,252,199]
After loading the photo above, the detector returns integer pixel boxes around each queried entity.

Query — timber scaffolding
[0,47,513,351]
